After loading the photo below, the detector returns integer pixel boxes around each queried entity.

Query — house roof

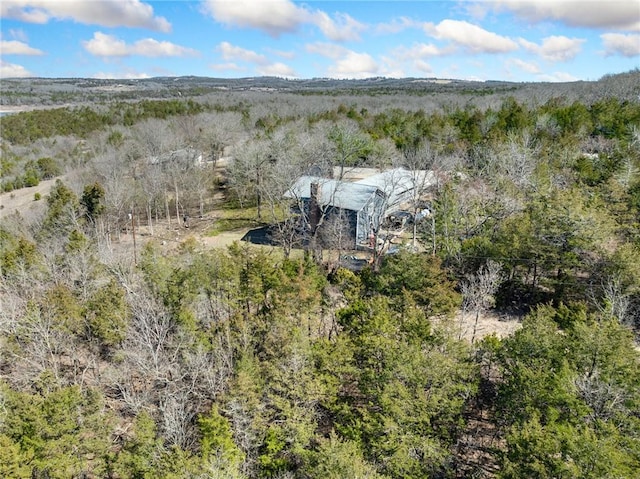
[285,168,435,213]
[356,168,434,211]
[285,176,382,212]
[149,147,202,166]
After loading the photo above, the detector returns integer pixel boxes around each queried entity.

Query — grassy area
[207,206,263,236]
[207,203,291,237]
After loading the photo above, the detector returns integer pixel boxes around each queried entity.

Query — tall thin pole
[431,214,436,256]
[131,207,137,265]
[256,155,262,221]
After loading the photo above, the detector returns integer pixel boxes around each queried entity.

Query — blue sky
[1,0,638,81]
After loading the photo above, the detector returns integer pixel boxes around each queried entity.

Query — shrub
[36,157,62,179]
[23,170,40,187]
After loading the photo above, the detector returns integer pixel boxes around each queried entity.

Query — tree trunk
[471,310,480,344]
[174,179,180,225]
[413,207,418,248]
[431,215,436,256]
[147,202,154,236]
[256,166,262,221]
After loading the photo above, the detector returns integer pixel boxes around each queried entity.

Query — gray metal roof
[285,176,381,212]
[356,168,434,211]
[285,168,435,213]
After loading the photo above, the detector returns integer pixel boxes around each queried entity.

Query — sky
[0,0,639,82]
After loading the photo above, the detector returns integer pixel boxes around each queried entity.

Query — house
[284,168,435,248]
[285,175,386,247]
[149,147,204,168]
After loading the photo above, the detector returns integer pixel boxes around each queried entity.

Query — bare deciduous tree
[574,369,628,422]
[590,275,633,326]
[92,148,135,241]
[227,138,270,215]
[124,290,175,381]
[319,208,353,270]
[195,111,245,169]
[12,304,73,385]
[226,397,265,477]
[160,389,198,450]
[460,260,503,343]
[401,141,438,249]
[181,336,234,401]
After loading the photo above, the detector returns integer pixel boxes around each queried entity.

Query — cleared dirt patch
[0,177,63,219]
[455,310,523,342]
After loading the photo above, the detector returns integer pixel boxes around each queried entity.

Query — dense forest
[1,71,639,478]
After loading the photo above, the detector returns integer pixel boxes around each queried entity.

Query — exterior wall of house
[355,191,386,246]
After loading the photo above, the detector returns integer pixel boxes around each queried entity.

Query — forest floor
[455,310,522,342]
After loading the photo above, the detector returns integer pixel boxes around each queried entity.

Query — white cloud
[393,43,450,61]
[132,38,198,57]
[217,41,269,65]
[414,60,433,74]
[203,0,365,41]
[83,33,128,56]
[463,2,493,21]
[93,70,151,79]
[0,2,48,23]
[440,64,460,78]
[203,0,304,36]
[519,35,585,62]
[258,62,296,77]
[327,51,378,79]
[377,59,405,78]
[0,60,32,77]
[376,16,421,34]
[83,32,198,58]
[488,0,640,31]
[216,42,295,76]
[306,42,379,78]
[509,58,541,74]
[1,0,171,32]
[305,42,348,59]
[424,20,518,53]
[312,11,365,42]
[537,71,580,82]
[601,33,640,57]
[9,28,28,42]
[1,40,44,55]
